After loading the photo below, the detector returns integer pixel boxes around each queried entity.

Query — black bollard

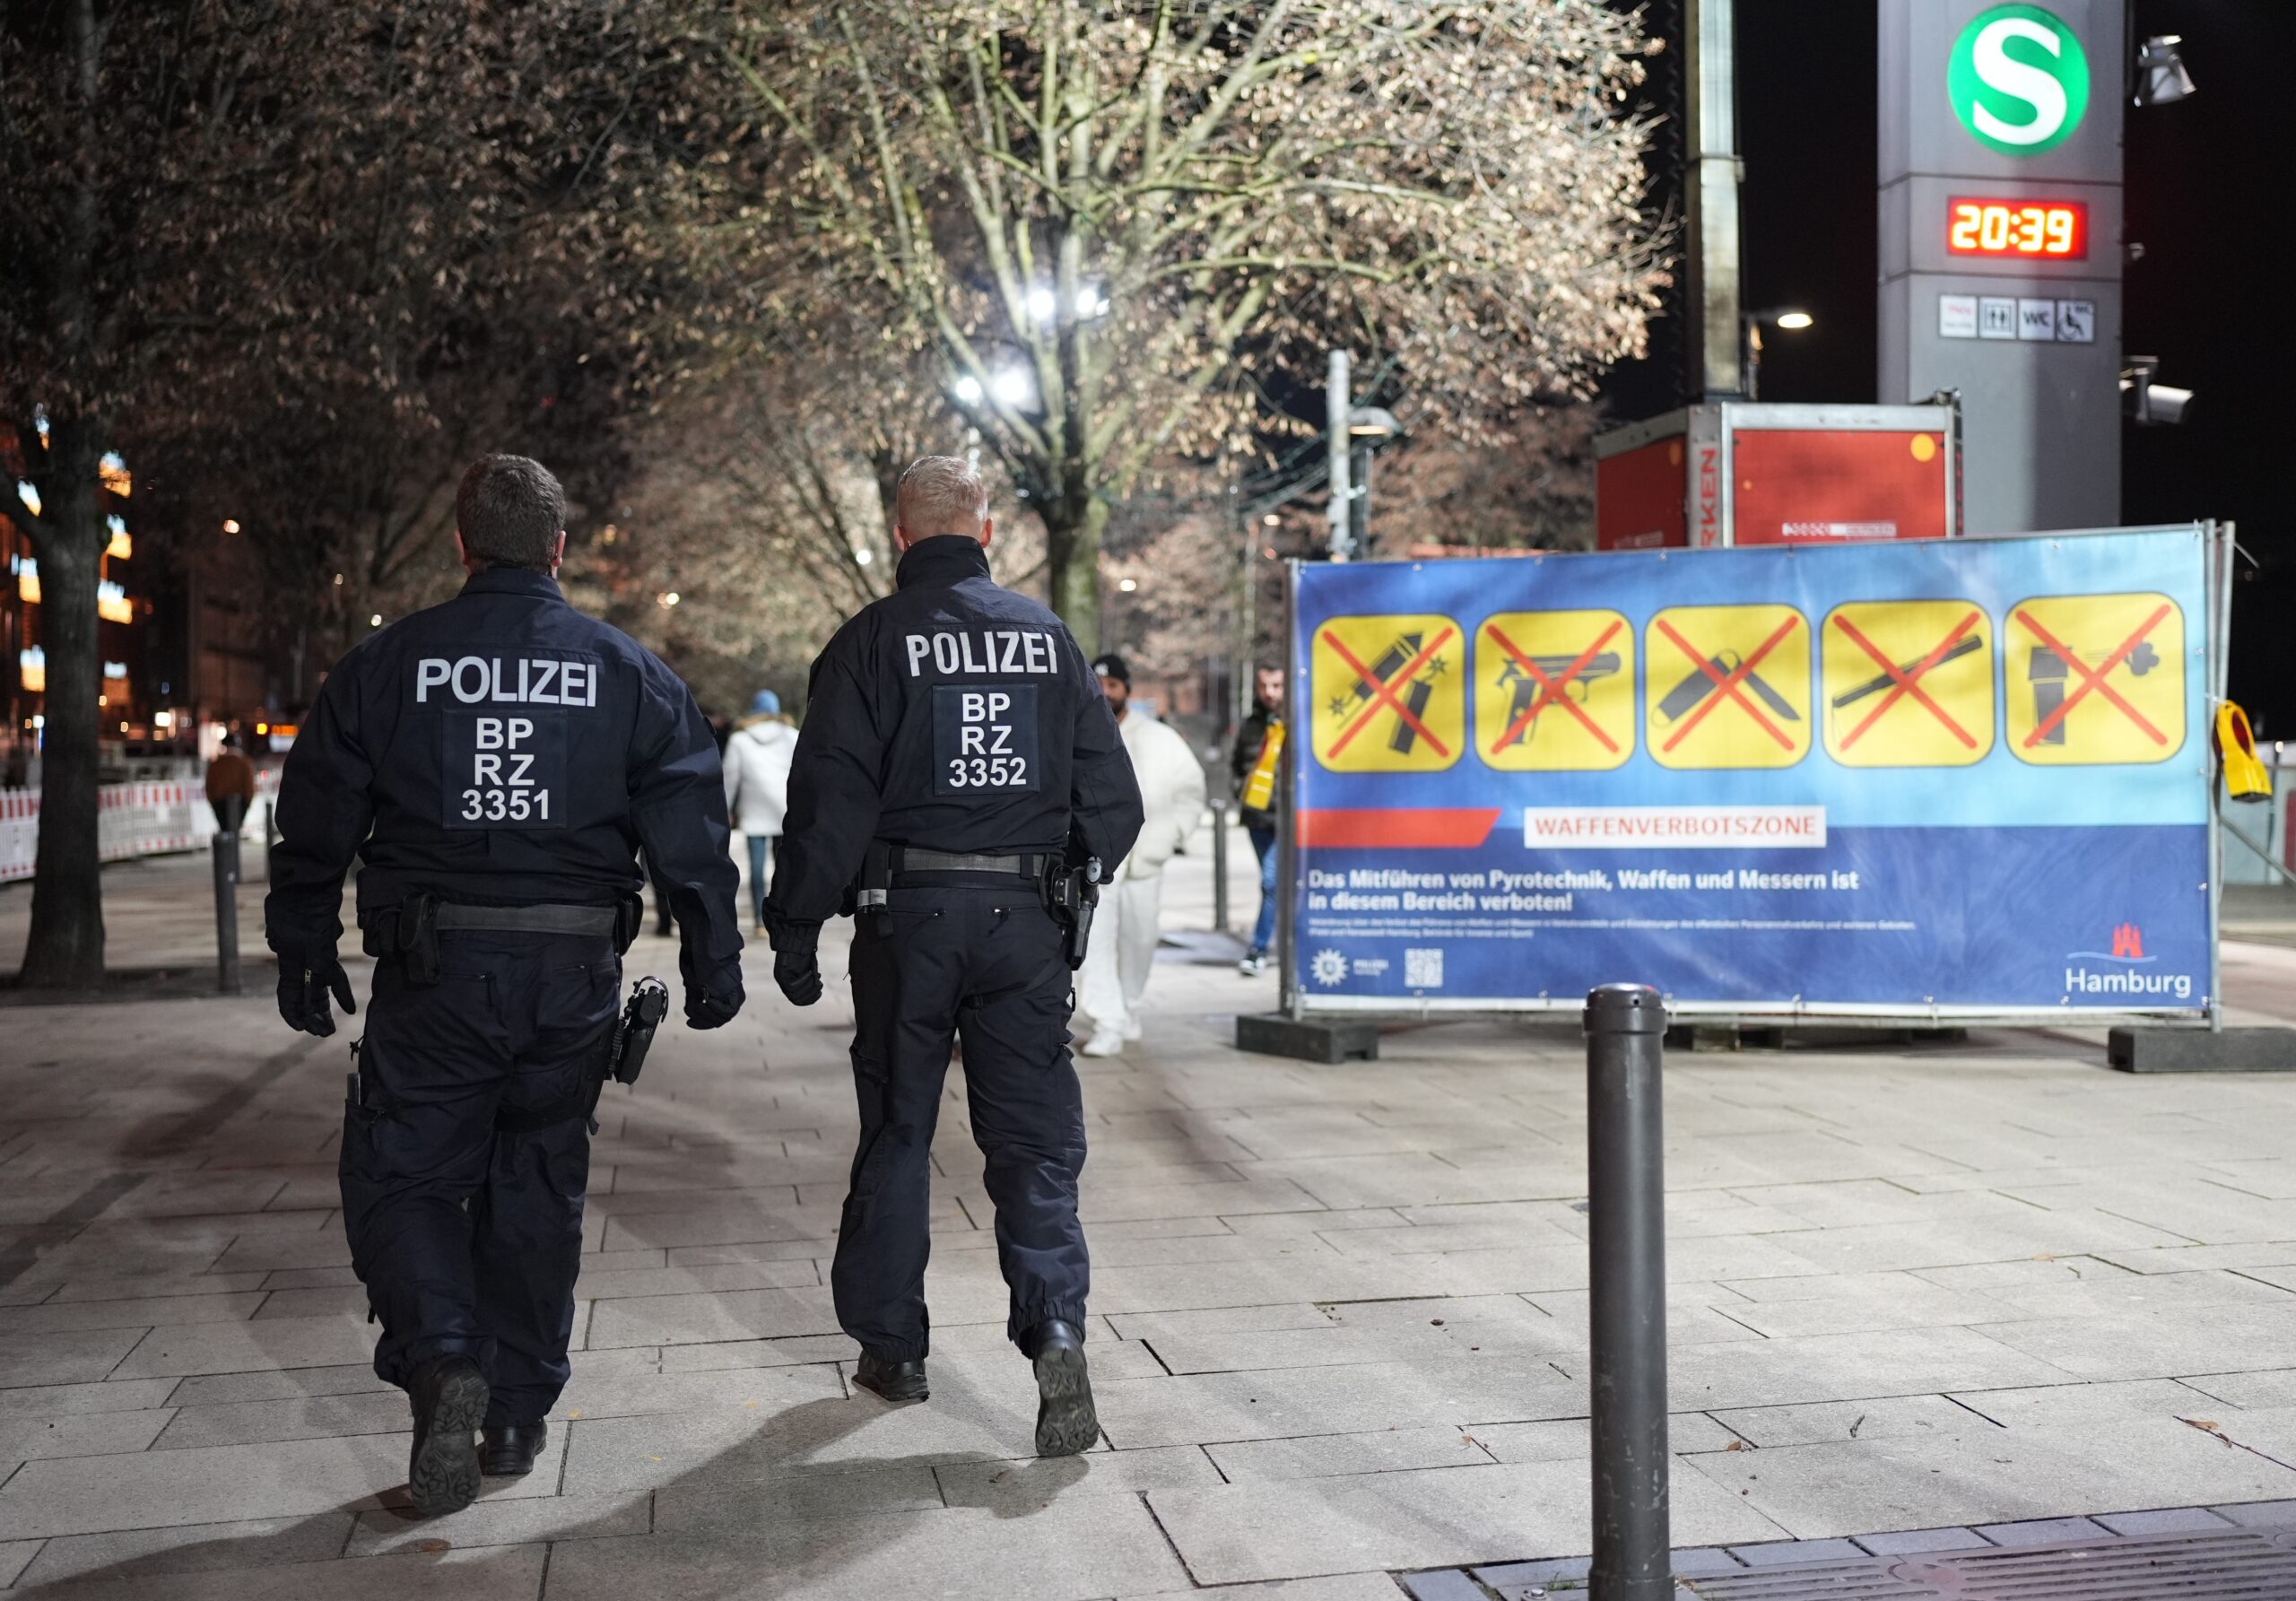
[1584,983,1669,1599]
[1210,797,1231,935]
[212,830,243,996]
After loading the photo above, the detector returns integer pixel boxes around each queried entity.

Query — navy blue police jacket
[265,565,744,1003]
[767,535,1144,930]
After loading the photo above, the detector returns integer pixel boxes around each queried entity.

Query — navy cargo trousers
[835,884,1089,1362]
[340,929,616,1425]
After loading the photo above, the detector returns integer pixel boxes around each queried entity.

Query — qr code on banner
[1405,948,1444,989]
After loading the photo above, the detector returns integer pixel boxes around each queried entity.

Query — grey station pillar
[1879,1,2125,535]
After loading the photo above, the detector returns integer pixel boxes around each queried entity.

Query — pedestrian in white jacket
[1080,654,1208,1056]
[724,690,800,933]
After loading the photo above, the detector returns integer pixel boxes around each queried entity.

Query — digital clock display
[1946,198,2088,259]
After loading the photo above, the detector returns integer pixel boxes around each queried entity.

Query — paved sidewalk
[6,833,2296,1597]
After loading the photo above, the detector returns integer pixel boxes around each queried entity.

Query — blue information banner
[1288,528,2213,1018]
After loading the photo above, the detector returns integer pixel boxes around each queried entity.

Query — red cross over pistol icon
[1483,620,1624,755]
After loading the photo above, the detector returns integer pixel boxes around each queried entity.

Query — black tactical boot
[406,1355,489,1515]
[480,1420,549,1477]
[854,1350,930,1403]
[1026,1319,1098,1457]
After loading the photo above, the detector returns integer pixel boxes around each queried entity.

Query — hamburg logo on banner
[1820,600,1996,767]
[1475,609,1636,772]
[1310,613,1464,773]
[1644,604,1812,770]
[2005,591,2185,765]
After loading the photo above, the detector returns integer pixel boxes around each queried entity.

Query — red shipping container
[1596,403,1959,552]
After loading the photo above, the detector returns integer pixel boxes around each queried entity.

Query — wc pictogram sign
[1476,609,1636,772]
[1821,600,1996,767]
[1310,613,1464,773]
[2005,592,2185,765]
[1645,604,1812,770]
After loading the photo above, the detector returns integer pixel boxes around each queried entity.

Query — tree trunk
[19,417,108,987]
[1042,496,1105,657]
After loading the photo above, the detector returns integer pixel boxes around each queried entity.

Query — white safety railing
[0,770,279,885]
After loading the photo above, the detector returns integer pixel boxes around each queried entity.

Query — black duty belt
[897,848,1053,878]
[433,902,621,936]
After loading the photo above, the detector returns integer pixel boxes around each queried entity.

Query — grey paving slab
[652,1461,946,1528]
[2092,1505,2237,1535]
[2,1538,38,1587]
[1667,1326,2076,1412]
[0,1292,267,1336]
[0,1379,178,1420]
[0,1431,559,1539]
[17,1512,358,1586]
[552,1363,843,1423]
[246,1286,370,1319]
[1972,1514,2110,1544]
[160,1364,393,1407]
[107,1315,373,1379]
[1094,1358,1586,1449]
[1726,1536,1868,1566]
[1851,1526,1992,1554]
[44,1273,271,1304]
[538,1494,1191,1601]
[1683,1423,2296,1539]
[1972,1301,2296,1380]
[16,1545,547,1600]
[1472,1414,1745,1461]
[1711,1394,1979,1448]
[582,1286,844,1349]
[935,1442,1220,1506]
[2207,1497,2296,1527]
[152,1391,410,1449]
[1118,1577,1409,1601]
[1205,1425,1493,1480]
[347,1492,651,1554]
[1144,1461,1780,1584]
[0,1328,147,1388]
[0,1407,170,1460]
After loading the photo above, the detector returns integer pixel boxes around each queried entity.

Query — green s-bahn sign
[1947,4,2092,156]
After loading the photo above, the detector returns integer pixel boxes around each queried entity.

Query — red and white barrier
[0,772,277,885]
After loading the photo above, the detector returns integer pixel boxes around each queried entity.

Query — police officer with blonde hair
[767,455,1142,1457]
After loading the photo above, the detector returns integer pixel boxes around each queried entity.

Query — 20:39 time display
[1946,199,2087,259]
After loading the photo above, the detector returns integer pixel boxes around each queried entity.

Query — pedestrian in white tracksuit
[724,690,799,933]
[1080,654,1208,1056]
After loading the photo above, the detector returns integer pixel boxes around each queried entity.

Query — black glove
[277,953,355,1037]
[773,946,822,1007]
[686,984,744,1030]
[769,917,823,1007]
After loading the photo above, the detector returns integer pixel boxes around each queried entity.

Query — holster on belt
[1041,855,1102,971]
[358,892,442,986]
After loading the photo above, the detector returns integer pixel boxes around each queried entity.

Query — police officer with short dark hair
[767,455,1142,1457]
[266,454,743,1516]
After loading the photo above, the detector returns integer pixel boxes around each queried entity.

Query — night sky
[1609,1,2293,729]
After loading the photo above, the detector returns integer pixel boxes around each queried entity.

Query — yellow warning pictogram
[1476,610,1636,771]
[2005,592,2185,765]
[1645,604,1812,770]
[1309,613,1464,773]
[1820,600,1995,767]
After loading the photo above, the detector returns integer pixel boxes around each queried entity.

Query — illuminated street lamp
[1344,405,1402,557]
[1741,308,1813,401]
